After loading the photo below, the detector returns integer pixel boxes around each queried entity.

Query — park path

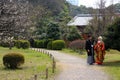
[33,48,111,80]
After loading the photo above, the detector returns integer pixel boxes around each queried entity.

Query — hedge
[15,40,30,49]
[52,40,65,50]
[47,41,53,49]
[34,39,53,48]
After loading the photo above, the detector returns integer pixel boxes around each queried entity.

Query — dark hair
[87,35,91,38]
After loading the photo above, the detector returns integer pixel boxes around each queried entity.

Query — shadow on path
[104,61,120,67]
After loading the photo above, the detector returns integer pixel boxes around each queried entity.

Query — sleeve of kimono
[101,42,105,51]
[94,43,97,50]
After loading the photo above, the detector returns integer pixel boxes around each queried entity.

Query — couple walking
[85,35,105,65]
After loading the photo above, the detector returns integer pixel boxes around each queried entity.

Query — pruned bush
[34,40,44,48]
[34,39,53,48]
[34,40,39,48]
[52,40,65,50]
[3,53,25,69]
[15,40,30,49]
[21,40,30,49]
[43,39,53,48]
[15,40,21,49]
[47,41,53,49]
[37,40,44,48]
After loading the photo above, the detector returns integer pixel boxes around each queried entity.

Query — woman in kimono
[94,36,105,65]
[85,35,95,65]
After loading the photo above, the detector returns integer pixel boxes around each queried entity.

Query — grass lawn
[61,48,120,80]
[102,50,120,80]
[0,47,55,80]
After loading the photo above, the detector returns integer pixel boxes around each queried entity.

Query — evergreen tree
[46,22,60,40]
[66,27,81,41]
[105,18,120,51]
[34,18,51,39]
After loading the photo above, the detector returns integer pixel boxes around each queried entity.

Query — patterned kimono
[94,41,105,65]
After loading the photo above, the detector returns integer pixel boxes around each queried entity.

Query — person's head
[98,36,102,41]
[88,35,92,40]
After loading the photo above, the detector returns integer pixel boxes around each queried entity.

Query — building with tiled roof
[67,14,93,39]
[67,14,93,26]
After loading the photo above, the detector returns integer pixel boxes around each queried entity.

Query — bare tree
[98,0,106,36]
[0,0,31,41]
[85,0,116,39]
[0,0,32,49]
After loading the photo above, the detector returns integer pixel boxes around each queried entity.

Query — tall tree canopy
[31,0,73,40]
[46,22,60,40]
[28,0,65,16]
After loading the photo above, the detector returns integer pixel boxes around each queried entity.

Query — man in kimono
[85,35,95,65]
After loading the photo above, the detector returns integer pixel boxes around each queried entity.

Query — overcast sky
[78,0,120,8]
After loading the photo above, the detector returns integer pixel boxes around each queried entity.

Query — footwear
[89,63,93,65]
[95,62,102,65]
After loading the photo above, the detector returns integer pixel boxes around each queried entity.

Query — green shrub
[15,40,30,49]
[3,53,25,69]
[33,39,53,49]
[52,40,65,50]
[105,18,120,51]
[15,40,22,49]
[38,40,44,48]
[0,41,14,48]
[21,40,30,49]
[34,40,44,48]
[47,41,53,49]
[43,39,50,48]
[66,27,81,41]
[43,39,53,48]
[0,41,9,47]
[34,40,38,48]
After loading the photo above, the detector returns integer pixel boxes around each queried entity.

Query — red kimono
[94,41,105,65]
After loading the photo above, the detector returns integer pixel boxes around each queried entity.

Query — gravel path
[33,48,111,80]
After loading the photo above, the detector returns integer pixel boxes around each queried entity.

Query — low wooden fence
[30,48,56,80]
